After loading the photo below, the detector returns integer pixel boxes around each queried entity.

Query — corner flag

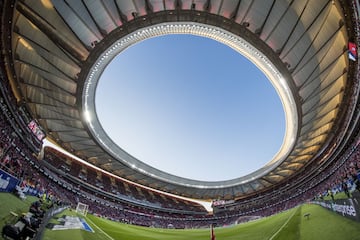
[210,224,216,240]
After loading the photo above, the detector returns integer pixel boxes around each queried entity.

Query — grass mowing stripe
[269,207,299,240]
[299,203,360,240]
[85,215,115,240]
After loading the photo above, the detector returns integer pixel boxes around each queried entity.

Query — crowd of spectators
[1,98,359,229]
[42,147,206,214]
[314,144,360,200]
[0,70,359,230]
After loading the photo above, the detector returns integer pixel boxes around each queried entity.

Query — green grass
[2,192,360,240]
[271,206,301,240]
[40,203,360,240]
[299,204,360,240]
[42,209,106,240]
[0,192,39,227]
[41,207,300,240]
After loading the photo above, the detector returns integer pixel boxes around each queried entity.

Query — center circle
[95,34,285,181]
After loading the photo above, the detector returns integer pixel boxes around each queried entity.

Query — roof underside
[2,0,356,200]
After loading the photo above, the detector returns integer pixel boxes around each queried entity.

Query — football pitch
[42,203,360,240]
[1,193,360,240]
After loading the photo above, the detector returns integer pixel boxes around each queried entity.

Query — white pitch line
[85,216,115,240]
[269,208,298,240]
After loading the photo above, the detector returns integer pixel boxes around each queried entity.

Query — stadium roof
[1,0,358,200]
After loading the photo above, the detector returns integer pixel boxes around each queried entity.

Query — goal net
[75,202,89,216]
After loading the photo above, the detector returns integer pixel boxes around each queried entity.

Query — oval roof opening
[95,34,285,181]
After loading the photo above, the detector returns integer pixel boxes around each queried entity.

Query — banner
[312,196,360,222]
[0,169,20,193]
[21,185,40,196]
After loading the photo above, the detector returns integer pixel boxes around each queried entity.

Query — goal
[75,202,89,216]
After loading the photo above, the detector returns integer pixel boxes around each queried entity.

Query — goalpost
[75,202,89,216]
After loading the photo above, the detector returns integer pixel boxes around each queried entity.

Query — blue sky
[95,34,285,181]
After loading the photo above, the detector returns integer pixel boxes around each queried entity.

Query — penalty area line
[85,216,115,240]
[269,207,298,240]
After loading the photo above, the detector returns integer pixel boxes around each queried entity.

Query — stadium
[0,0,359,239]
